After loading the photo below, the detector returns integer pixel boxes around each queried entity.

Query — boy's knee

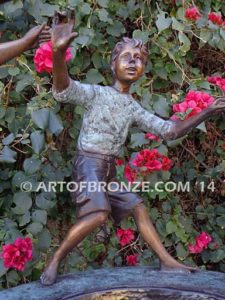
[96,211,109,224]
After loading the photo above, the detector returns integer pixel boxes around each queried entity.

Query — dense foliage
[0,0,225,288]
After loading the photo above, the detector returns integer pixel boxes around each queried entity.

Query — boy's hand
[51,10,78,53]
[23,23,49,49]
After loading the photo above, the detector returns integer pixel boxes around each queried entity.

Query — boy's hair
[110,37,148,67]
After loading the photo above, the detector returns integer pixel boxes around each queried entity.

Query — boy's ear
[110,61,115,75]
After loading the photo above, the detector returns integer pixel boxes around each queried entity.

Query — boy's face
[112,44,145,84]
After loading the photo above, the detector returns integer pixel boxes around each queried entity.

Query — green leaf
[30,131,45,154]
[31,108,49,130]
[37,228,52,251]
[133,30,149,43]
[196,122,207,133]
[156,12,172,33]
[48,110,63,135]
[0,146,17,163]
[178,32,191,53]
[32,209,47,225]
[86,69,104,84]
[130,133,148,148]
[13,192,32,215]
[153,97,170,118]
[106,20,125,37]
[172,17,185,31]
[8,67,20,76]
[23,157,41,174]
[216,216,225,228]
[98,8,111,23]
[0,259,7,277]
[97,0,109,8]
[2,133,15,145]
[80,3,91,15]
[176,243,188,259]
[27,222,43,235]
[35,193,55,210]
[19,211,31,226]
[166,221,178,234]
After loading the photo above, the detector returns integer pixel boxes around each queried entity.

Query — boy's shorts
[70,150,144,224]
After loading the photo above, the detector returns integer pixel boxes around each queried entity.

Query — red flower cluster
[34,41,72,73]
[116,228,135,246]
[185,7,201,21]
[1,237,33,271]
[208,76,225,91]
[132,149,172,172]
[124,163,139,183]
[208,12,225,27]
[171,90,214,121]
[126,254,138,266]
[115,159,124,166]
[145,132,161,142]
[188,232,212,254]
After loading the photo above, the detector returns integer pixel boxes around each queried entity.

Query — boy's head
[111,37,148,84]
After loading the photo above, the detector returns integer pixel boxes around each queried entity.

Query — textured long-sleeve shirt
[52,79,175,156]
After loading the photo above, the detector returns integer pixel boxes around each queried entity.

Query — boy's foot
[160,260,198,273]
[40,259,59,285]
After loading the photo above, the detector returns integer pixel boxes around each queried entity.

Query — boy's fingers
[69,9,76,25]
[53,10,59,26]
[68,32,78,43]
[37,22,46,33]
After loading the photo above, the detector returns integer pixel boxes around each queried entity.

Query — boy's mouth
[126,67,137,74]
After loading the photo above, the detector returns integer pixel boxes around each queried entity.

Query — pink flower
[145,133,161,142]
[126,254,138,266]
[1,237,33,271]
[188,232,212,254]
[124,163,138,183]
[115,159,124,166]
[208,12,223,26]
[34,41,72,73]
[116,228,135,246]
[171,90,215,120]
[185,7,201,21]
[208,76,225,91]
[161,156,173,171]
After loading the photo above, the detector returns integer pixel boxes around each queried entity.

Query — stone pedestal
[0,267,225,299]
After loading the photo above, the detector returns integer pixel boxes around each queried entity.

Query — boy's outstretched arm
[166,98,225,140]
[0,23,49,65]
[133,98,225,140]
[52,10,78,93]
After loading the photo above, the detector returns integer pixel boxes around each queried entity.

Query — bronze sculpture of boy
[40,10,225,286]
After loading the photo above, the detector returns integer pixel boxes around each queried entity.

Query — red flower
[126,254,138,266]
[115,159,124,166]
[221,143,225,150]
[34,41,72,73]
[161,156,173,171]
[188,232,212,254]
[145,133,161,142]
[171,90,215,120]
[185,7,201,21]
[124,163,138,183]
[208,12,223,26]
[1,237,33,271]
[132,149,172,173]
[208,76,225,91]
[116,228,135,246]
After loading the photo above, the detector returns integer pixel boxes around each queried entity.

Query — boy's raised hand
[23,23,50,49]
[51,9,78,53]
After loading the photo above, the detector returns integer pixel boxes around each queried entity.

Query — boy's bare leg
[40,211,108,285]
[132,203,197,272]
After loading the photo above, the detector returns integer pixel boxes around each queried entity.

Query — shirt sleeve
[52,78,96,110]
[132,101,175,140]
